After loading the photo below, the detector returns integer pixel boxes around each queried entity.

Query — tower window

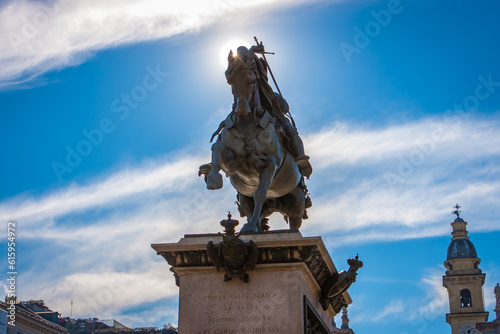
[460,289,472,307]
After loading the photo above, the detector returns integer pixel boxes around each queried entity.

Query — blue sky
[1,0,500,332]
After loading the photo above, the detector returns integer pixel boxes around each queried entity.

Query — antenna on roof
[70,299,73,318]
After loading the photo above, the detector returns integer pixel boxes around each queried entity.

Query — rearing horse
[201,45,311,233]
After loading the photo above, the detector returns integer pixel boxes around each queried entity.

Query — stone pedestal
[152,231,352,334]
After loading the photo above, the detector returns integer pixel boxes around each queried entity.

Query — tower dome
[447,238,478,260]
[446,210,478,260]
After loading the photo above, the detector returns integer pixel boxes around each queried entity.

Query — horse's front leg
[240,155,277,233]
[207,139,224,190]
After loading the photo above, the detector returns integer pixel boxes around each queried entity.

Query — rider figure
[233,44,313,179]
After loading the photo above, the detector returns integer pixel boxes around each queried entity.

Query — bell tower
[443,205,489,334]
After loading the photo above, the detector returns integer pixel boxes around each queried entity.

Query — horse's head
[225,47,261,117]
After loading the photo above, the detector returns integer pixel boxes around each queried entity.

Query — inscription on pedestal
[197,291,281,334]
[203,292,278,301]
[180,270,301,334]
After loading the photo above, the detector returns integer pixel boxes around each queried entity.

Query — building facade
[0,300,68,334]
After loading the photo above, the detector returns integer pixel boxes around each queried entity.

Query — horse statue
[199,42,312,233]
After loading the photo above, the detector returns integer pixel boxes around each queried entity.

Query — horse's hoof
[240,223,259,233]
[207,173,223,190]
[289,218,302,231]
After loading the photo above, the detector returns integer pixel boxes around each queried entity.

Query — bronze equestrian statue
[200,41,312,233]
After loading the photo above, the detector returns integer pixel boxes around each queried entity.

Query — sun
[219,39,249,69]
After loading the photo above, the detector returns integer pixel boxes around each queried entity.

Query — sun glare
[219,39,249,69]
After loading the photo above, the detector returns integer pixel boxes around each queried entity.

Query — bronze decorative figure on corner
[199,38,312,233]
[320,255,363,311]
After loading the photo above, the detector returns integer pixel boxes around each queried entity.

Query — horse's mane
[225,55,251,84]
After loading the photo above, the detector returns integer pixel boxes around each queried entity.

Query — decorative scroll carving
[160,250,212,267]
[258,245,315,264]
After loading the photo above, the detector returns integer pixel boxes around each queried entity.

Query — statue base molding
[152,231,352,334]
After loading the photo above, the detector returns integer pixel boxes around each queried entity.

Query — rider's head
[236,46,250,57]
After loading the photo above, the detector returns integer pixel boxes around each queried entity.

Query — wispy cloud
[419,270,449,316]
[0,155,203,224]
[350,268,448,326]
[302,114,500,243]
[0,0,323,89]
[33,264,179,318]
[305,115,500,167]
[372,300,406,322]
